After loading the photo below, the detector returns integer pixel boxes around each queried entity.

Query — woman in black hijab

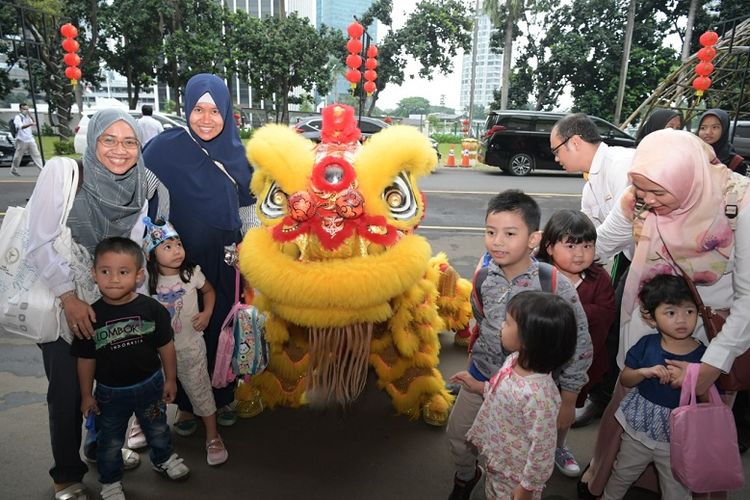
[634,109,682,146]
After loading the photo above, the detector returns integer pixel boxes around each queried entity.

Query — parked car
[73,110,187,154]
[478,110,636,176]
[0,120,31,167]
[292,115,441,159]
[730,120,750,174]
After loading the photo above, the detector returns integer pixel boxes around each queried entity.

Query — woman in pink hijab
[579,129,750,498]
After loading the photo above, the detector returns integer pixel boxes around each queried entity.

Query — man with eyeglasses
[10,103,44,175]
[550,113,635,432]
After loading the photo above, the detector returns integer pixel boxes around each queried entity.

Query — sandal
[217,406,237,427]
[206,436,229,466]
[173,418,198,437]
[54,483,88,500]
[126,420,147,450]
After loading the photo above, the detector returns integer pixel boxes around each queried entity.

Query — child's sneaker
[448,466,483,500]
[100,481,125,500]
[555,446,581,477]
[152,453,190,481]
[126,421,147,450]
[206,437,229,466]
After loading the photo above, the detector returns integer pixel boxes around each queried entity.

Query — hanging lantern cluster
[363,45,378,96]
[345,22,364,90]
[693,30,718,98]
[60,23,81,87]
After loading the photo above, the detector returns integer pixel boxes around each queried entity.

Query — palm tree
[483,0,525,110]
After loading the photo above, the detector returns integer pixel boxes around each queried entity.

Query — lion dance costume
[238,105,471,425]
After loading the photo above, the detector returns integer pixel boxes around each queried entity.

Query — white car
[73,110,187,154]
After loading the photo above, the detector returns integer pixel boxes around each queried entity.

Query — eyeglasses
[98,135,140,150]
[550,136,571,155]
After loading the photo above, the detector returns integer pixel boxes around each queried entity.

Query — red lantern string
[60,23,81,87]
[366,45,378,58]
[365,58,377,70]
[363,81,376,95]
[693,30,718,98]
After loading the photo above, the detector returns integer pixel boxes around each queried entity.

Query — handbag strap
[656,228,717,337]
[679,362,723,407]
[53,158,80,228]
[234,268,240,304]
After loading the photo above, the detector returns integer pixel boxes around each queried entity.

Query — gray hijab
[67,109,146,254]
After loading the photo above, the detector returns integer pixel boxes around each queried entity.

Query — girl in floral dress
[450,291,578,499]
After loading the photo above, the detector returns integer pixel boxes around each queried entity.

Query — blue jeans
[95,370,173,484]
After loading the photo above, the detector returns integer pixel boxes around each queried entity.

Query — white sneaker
[152,453,190,481]
[555,446,581,477]
[126,421,147,450]
[100,481,125,500]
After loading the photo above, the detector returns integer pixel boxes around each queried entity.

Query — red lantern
[692,76,712,96]
[697,46,717,61]
[363,81,376,96]
[365,58,377,70]
[695,61,714,77]
[65,66,82,81]
[347,22,364,39]
[366,45,378,58]
[63,53,81,67]
[699,31,719,47]
[60,23,78,38]
[62,38,79,53]
[346,69,361,86]
[346,38,362,55]
[346,54,362,70]
[364,70,377,82]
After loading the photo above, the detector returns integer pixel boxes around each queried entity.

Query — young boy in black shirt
[72,237,189,500]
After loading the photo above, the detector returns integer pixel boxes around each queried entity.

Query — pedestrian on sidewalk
[10,102,44,175]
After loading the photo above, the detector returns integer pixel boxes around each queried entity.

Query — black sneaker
[448,466,483,500]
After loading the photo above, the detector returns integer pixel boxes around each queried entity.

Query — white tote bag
[0,158,90,343]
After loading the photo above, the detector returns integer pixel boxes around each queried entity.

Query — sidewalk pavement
[1,328,749,499]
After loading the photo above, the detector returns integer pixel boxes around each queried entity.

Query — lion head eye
[382,173,417,220]
[261,182,287,219]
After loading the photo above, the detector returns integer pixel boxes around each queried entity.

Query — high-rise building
[459,13,502,113]
[316,0,377,104]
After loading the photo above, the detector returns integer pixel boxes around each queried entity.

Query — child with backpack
[537,209,616,477]
[602,274,705,499]
[451,291,578,499]
[446,190,593,500]
[144,217,229,466]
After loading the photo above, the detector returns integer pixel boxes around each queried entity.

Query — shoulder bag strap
[58,158,80,228]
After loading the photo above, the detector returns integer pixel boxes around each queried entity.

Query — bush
[239,128,253,140]
[430,133,464,144]
[41,123,55,136]
[53,139,76,155]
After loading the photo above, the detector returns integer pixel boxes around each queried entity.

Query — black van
[478,110,636,176]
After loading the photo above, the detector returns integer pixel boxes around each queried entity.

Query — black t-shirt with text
[71,294,173,387]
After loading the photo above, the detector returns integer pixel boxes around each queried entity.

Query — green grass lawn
[38,135,79,161]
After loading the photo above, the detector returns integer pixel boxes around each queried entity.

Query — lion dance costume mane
[239,104,471,424]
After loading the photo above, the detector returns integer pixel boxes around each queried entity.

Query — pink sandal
[206,436,228,466]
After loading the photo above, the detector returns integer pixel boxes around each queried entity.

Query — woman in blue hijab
[143,74,254,431]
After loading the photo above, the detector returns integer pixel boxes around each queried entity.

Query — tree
[394,96,430,117]
[0,0,105,135]
[100,0,165,109]
[226,11,345,123]
[359,0,472,115]
[158,0,225,116]
[483,0,527,110]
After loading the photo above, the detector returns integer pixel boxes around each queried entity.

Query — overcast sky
[375,1,464,112]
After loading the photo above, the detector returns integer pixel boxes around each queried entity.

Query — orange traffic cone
[446,145,456,167]
[460,149,470,167]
